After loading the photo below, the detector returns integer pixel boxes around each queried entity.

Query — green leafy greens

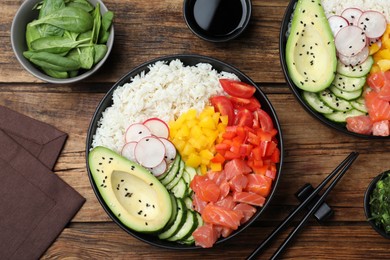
[24,0,114,79]
[370,171,390,234]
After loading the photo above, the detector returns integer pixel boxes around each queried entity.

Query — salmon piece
[346,115,373,135]
[192,193,208,214]
[246,174,272,197]
[234,203,257,224]
[190,175,220,202]
[378,81,390,101]
[233,191,266,207]
[224,159,252,180]
[229,174,248,192]
[365,91,390,122]
[193,223,219,248]
[215,195,236,210]
[367,72,385,91]
[215,225,234,238]
[372,120,390,136]
[202,203,244,230]
[219,180,230,200]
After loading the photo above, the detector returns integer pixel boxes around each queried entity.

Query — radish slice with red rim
[335,25,366,57]
[368,37,381,47]
[328,15,349,36]
[358,11,387,38]
[338,46,369,66]
[159,137,177,163]
[341,8,363,26]
[121,141,137,162]
[125,123,152,143]
[134,136,166,168]
[149,160,167,177]
[143,118,169,139]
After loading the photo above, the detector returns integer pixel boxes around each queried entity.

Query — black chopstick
[246,152,359,260]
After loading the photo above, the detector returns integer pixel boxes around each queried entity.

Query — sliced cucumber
[164,194,178,230]
[318,89,353,112]
[158,199,187,240]
[184,196,193,210]
[183,166,196,185]
[158,154,180,180]
[337,56,373,77]
[179,212,203,244]
[351,100,368,113]
[161,158,183,186]
[302,91,334,114]
[329,85,363,101]
[165,160,185,189]
[167,210,198,241]
[170,178,188,199]
[332,73,366,92]
[324,109,366,123]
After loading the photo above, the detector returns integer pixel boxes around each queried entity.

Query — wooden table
[2,0,390,259]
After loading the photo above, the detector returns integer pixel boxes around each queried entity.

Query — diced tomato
[346,115,373,135]
[224,150,241,160]
[210,96,235,126]
[251,164,268,175]
[193,223,219,248]
[255,109,274,131]
[230,96,261,111]
[235,109,254,127]
[219,79,256,98]
[270,147,280,163]
[202,203,244,230]
[211,153,225,164]
[372,120,390,136]
[246,174,272,197]
[233,191,266,207]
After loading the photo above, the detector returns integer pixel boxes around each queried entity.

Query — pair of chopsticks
[247,152,359,260]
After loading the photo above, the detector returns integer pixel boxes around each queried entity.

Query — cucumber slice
[318,89,353,112]
[332,73,366,92]
[324,109,366,123]
[170,178,188,199]
[164,194,178,230]
[158,154,180,180]
[167,210,198,241]
[158,199,187,240]
[351,100,368,113]
[329,85,363,101]
[180,212,203,244]
[184,196,193,210]
[164,160,185,189]
[183,166,196,185]
[302,91,334,114]
[161,158,183,185]
[337,56,373,77]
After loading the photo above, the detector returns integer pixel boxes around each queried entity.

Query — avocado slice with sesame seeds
[88,146,172,233]
[285,0,337,92]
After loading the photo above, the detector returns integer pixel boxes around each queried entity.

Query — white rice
[91,59,239,153]
[321,0,390,21]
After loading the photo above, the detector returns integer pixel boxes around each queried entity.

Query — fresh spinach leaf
[41,67,69,78]
[90,3,101,44]
[26,23,42,50]
[99,11,114,44]
[65,0,94,12]
[30,36,90,54]
[93,44,107,65]
[23,51,81,71]
[79,46,95,69]
[37,0,65,37]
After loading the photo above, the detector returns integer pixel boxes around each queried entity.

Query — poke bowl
[86,54,284,249]
[280,0,390,138]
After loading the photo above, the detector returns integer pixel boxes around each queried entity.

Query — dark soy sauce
[192,0,247,37]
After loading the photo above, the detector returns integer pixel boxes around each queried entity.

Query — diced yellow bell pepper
[210,162,222,172]
[186,153,202,168]
[377,59,390,71]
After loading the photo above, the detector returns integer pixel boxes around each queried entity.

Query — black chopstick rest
[295,183,334,223]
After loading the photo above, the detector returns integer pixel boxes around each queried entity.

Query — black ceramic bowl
[86,54,284,249]
[364,171,390,239]
[183,0,252,42]
[279,0,389,139]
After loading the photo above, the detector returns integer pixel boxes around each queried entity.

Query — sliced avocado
[88,146,172,233]
[286,0,337,92]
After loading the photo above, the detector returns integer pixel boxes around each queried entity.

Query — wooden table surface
[2,0,390,259]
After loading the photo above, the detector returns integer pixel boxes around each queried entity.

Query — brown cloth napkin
[0,106,85,260]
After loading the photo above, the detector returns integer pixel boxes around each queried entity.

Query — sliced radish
[338,46,369,66]
[328,15,349,36]
[358,11,387,38]
[125,123,151,143]
[143,118,169,139]
[121,141,137,162]
[368,37,381,47]
[335,25,366,57]
[149,160,167,177]
[159,137,177,163]
[134,136,166,168]
[341,8,363,26]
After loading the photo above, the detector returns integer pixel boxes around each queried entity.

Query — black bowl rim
[10,0,114,84]
[85,54,284,249]
[363,171,390,239]
[183,0,252,43]
[279,0,390,139]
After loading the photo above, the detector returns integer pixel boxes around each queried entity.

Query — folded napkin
[0,106,85,260]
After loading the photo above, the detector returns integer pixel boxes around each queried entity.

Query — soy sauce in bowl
[183,0,252,42]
